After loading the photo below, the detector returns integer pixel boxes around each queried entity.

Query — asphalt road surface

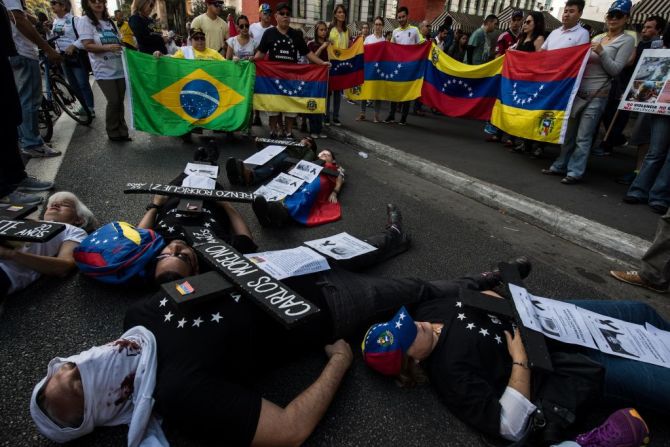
[2,115,668,446]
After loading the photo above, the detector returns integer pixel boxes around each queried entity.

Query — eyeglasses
[90,0,106,4]
[277,10,290,16]
[156,252,193,269]
[191,35,206,41]
[238,23,249,29]
[524,19,533,24]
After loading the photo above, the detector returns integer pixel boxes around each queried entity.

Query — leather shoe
[623,196,642,204]
[476,256,532,290]
[561,176,580,185]
[650,204,669,215]
[226,158,241,185]
[252,195,272,227]
[386,203,402,233]
[541,168,564,176]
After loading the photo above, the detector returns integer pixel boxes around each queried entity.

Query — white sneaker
[319,133,328,139]
[310,133,319,139]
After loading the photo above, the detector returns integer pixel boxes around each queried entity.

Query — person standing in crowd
[250,3,273,127]
[412,19,432,116]
[448,32,469,62]
[307,21,329,138]
[467,14,498,65]
[614,15,666,185]
[326,3,349,127]
[79,0,130,142]
[434,25,449,52]
[440,16,455,52]
[541,0,590,50]
[51,0,95,117]
[358,16,385,122]
[542,0,634,185]
[254,2,329,139]
[484,10,523,146]
[128,0,166,54]
[622,26,670,215]
[511,11,546,156]
[359,22,370,38]
[6,0,63,159]
[190,0,228,56]
[0,0,54,206]
[384,6,424,126]
[154,27,223,60]
[226,15,255,61]
[114,9,136,49]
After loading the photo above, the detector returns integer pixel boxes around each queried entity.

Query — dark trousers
[0,125,27,198]
[388,101,410,122]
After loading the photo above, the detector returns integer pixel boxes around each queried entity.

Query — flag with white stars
[327,37,364,91]
[74,221,166,285]
[491,43,591,144]
[254,61,328,114]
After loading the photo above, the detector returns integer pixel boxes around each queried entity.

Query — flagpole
[602,109,619,142]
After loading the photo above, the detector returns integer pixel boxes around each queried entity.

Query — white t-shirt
[0,223,87,294]
[392,25,423,45]
[77,17,124,80]
[541,23,590,51]
[364,34,386,45]
[5,0,39,60]
[226,36,256,59]
[250,22,272,47]
[52,13,83,52]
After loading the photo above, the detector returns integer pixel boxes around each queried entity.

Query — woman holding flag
[326,4,349,127]
[543,0,634,184]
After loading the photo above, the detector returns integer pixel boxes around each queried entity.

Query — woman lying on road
[0,192,96,300]
[363,292,667,445]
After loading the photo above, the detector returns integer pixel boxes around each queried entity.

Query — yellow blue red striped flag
[328,37,364,91]
[253,61,328,114]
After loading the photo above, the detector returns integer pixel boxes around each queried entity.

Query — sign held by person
[619,49,670,116]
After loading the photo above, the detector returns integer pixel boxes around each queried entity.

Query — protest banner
[619,49,670,115]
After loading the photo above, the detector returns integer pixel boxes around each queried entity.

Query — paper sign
[245,246,330,280]
[182,175,216,189]
[184,162,219,178]
[244,145,286,166]
[289,160,323,183]
[305,232,378,260]
[265,173,304,195]
[254,185,286,202]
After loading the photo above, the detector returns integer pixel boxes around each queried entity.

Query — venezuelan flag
[254,61,328,114]
[328,37,364,91]
[421,43,503,120]
[491,44,590,144]
[284,165,341,226]
[346,41,430,102]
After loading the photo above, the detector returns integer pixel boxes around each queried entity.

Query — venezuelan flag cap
[361,306,417,376]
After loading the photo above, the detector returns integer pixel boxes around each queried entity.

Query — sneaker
[324,119,331,127]
[576,408,650,447]
[90,110,95,118]
[383,116,395,123]
[310,133,320,139]
[398,120,407,126]
[0,190,43,206]
[476,257,532,290]
[332,118,342,126]
[610,270,667,293]
[21,145,61,158]
[319,133,328,139]
[15,176,54,192]
[285,133,295,140]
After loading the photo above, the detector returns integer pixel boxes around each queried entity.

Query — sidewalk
[325,100,658,260]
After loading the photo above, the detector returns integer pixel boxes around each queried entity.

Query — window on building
[367,0,374,21]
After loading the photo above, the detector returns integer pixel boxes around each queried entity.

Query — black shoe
[561,176,580,185]
[205,140,220,164]
[476,256,532,290]
[268,200,289,228]
[386,203,403,234]
[383,116,395,123]
[623,196,642,204]
[252,195,272,227]
[194,146,208,163]
[650,204,669,215]
[181,132,192,143]
[109,135,132,142]
[226,157,241,185]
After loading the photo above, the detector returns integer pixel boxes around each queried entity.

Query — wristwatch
[146,203,161,211]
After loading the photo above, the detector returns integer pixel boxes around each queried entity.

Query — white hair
[46,192,97,233]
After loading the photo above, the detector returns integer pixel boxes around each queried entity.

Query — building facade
[240,0,398,24]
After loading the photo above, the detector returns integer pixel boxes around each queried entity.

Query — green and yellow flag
[124,50,254,136]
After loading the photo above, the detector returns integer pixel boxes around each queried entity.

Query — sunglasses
[90,0,106,4]
[524,19,533,24]
[238,23,249,29]
[607,11,624,19]
[156,252,193,269]
[277,10,290,16]
[191,35,206,41]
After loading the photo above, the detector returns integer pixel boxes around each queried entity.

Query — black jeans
[388,101,410,122]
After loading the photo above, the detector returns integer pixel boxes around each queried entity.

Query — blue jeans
[63,61,95,109]
[252,152,289,184]
[627,115,670,208]
[550,96,607,179]
[326,90,341,121]
[572,300,670,414]
[10,55,45,149]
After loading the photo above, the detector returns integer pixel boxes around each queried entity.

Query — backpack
[73,221,165,284]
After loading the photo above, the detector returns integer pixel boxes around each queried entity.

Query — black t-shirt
[416,295,514,437]
[257,26,309,62]
[155,197,257,254]
[128,13,167,54]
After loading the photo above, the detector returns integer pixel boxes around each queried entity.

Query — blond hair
[131,0,153,15]
[46,192,98,233]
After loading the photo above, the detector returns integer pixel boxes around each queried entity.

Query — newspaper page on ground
[509,284,597,349]
[288,160,323,183]
[509,284,670,368]
[304,232,377,260]
[244,246,329,280]
[619,49,670,115]
[253,185,286,202]
[264,173,304,195]
[244,145,287,165]
[183,163,219,178]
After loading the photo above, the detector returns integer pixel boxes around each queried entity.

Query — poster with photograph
[619,49,670,115]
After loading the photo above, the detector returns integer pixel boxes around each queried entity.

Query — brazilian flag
[124,50,254,136]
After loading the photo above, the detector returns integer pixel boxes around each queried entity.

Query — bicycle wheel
[38,101,54,143]
[52,76,93,125]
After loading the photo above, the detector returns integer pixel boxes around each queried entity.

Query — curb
[326,126,651,263]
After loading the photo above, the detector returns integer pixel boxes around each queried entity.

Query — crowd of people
[2,0,670,445]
